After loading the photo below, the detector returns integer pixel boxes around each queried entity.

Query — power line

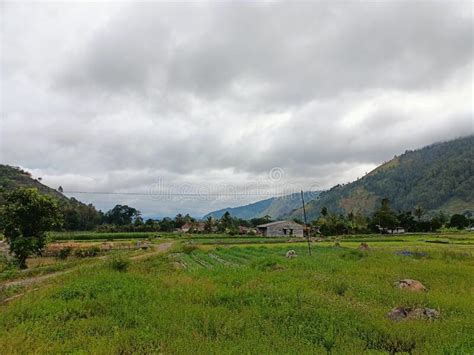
[64,190,311,197]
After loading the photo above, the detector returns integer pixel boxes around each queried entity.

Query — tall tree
[219,211,234,231]
[373,198,399,229]
[321,207,328,217]
[449,214,468,229]
[204,216,214,233]
[414,205,424,222]
[1,188,62,268]
[104,205,140,225]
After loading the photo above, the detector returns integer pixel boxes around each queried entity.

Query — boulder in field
[408,307,440,320]
[387,307,409,321]
[387,307,439,321]
[395,279,427,292]
[286,250,297,258]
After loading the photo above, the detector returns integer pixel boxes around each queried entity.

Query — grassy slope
[0,165,65,204]
[0,238,473,354]
[289,135,474,220]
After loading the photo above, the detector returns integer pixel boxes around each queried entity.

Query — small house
[256,221,304,237]
[178,222,205,233]
[378,226,405,234]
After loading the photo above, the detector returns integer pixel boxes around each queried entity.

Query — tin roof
[256,220,303,228]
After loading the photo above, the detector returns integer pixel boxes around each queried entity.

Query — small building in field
[257,221,304,237]
[378,226,405,234]
[178,222,205,233]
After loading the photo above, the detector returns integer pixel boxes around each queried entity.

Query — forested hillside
[288,136,473,221]
[0,165,102,230]
[204,191,319,220]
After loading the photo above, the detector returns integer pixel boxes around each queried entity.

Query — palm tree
[414,205,424,222]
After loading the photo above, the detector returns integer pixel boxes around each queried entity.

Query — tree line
[311,198,473,236]
[1,188,472,268]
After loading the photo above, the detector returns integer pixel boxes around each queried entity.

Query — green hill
[204,191,320,220]
[0,165,102,230]
[288,135,474,221]
[0,165,65,204]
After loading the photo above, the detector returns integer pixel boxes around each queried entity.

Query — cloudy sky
[1,1,472,217]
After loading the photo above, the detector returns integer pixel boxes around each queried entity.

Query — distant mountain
[287,135,474,221]
[204,191,320,220]
[0,165,102,230]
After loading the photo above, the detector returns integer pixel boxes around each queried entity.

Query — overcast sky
[1,1,472,217]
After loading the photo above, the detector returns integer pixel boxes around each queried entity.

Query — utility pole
[301,190,311,256]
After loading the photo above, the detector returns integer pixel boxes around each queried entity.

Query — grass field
[1,233,473,354]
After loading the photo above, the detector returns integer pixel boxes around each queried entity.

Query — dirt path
[1,241,174,290]
[130,241,174,260]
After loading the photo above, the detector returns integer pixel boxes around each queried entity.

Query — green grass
[48,231,159,241]
[1,235,473,354]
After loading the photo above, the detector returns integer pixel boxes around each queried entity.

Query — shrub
[57,247,72,260]
[362,329,417,354]
[181,243,197,255]
[108,255,130,272]
[74,246,101,258]
[0,256,18,274]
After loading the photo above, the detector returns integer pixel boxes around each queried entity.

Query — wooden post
[301,190,311,256]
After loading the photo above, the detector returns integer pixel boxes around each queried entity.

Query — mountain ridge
[286,135,473,220]
[204,191,320,220]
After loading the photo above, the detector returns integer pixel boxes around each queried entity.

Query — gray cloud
[1,1,472,217]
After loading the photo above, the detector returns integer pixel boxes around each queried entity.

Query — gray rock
[387,307,439,321]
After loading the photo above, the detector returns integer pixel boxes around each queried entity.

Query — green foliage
[103,205,141,226]
[449,214,469,229]
[1,188,62,268]
[181,243,198,254]
[373,198,399,229]
[73,246,100,258]
[108,254,130,272]
[218,211,234,232]
[57,247,72,260]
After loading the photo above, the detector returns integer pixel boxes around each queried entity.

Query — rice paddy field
[1,232,473,354]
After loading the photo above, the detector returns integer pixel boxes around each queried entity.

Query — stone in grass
[286,250,297,258]
[395,279,427,292]
[387,307,440,322]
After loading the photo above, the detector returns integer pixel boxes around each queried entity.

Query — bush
[0,256,17,273]
[108,255,130,272]
[57,247,72,260]
[181,243,197,255]
[74,246,101,258]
